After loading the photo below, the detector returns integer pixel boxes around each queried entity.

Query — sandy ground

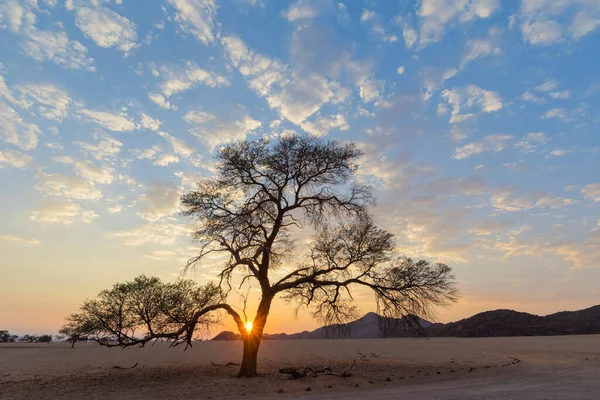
[1,336,599,399]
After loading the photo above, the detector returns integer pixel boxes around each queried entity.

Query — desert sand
[1,336,599,399]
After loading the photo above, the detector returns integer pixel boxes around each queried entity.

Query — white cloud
[1,1,93,70]
[521,20,562,45]
[139,112,162,131]
[20,28,95,71]
[581,184,600,202]
[78,108,136,131]
[361,9,375,21]
[14,84,72,121]
[168,0,217,44]
[420,66,458,99]
[154,153,180,167]
[396,17,418,49]
[489,186,538,212]
[105,221,187,245]
[183,110,216,124]
[54,157,115,184]
[221,34,349,125]
[548,149,570,157]
[0,0,37,33]
[138,183,182,220]
[453,133,513,159]
[0,234,40,245]
[549,90,571,99]
[300,114,349,136]
[30,199,98,224]
[68,0,137,53]
[0,148,35,169]
[570,10,600,39]
[132,144,163,160]
[157,131,194,157]
[522,90,544,103]
[36,173,103,200]
[75,132,123,160]
[359,78,384,103]
[149,93,176,110]
[535,79,557,93]
[157,62,229,97]
[441,85,503,124]
[461,31,501,68]
[542,106,586,122]
[535,194,575,208]
[0,101,40,150]
[417,0,500,47]
[285,0,330,22]
[515,132,548,153]
[518,0,600,45]
[187,114,262,149]
[397,66,405,75]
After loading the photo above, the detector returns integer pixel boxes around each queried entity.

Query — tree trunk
[238,334,260,377]
[237,294,273,377]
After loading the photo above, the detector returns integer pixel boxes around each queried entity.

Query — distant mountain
[211,305,600,340]
[431,305,600,337]
[211,312,431,340]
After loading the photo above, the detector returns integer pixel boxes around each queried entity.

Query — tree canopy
[63,134,458,377]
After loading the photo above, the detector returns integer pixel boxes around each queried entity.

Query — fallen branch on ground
[279,359,356,379]
[211,362,240,367]
[111,362,138,369]
[357,349,380,361]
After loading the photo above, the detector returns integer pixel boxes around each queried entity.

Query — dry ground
[1,336,599,399]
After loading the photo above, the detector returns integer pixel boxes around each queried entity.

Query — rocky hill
[211,305,600,340]
[211,312,431,340]
[432,305,600,337]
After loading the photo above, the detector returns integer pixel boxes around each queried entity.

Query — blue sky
[0,0,599,335]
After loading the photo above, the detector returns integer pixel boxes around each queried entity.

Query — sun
[245,321,253,333]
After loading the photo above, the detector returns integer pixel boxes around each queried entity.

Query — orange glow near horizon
[245,321,253,333]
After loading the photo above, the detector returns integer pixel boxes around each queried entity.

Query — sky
[0,0,599,337]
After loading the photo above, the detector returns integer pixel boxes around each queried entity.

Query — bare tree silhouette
[63,134,458,377]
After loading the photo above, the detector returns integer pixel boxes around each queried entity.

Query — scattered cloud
[139,112,162,131]
[157,61,229,98]
[515,132,548,153]
[149,93,176,110]
[285,0,330,22]
[0,148,35,169]
[0,234,40,245]
[0,101,40,150]
[187,113,262,149]
[35,173,103,200]
[75,132,123,161]
[441,85,503,124]
[221,34,349,125]
[542,106,586,122]
[78,108,136,131]
[518,0,600,45]
[416,0,500,48]
[300,114,349,136]
[168,0,217,44]
[453,134,513,159]
[67,0,137,53]
[30,199,98,224]
[581,184,600,202]
[105,221,188,245]
[461,28,501,68]
[14,84,72,121]
[138,183,182,220]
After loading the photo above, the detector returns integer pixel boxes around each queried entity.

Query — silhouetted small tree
[20,334,37,343]
[63,134,459,377]
[37,334,52,343]
[0,330,18,343]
